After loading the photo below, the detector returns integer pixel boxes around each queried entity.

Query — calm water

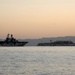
[0,47,75,75]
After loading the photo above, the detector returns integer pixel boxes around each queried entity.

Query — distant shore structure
[37,40,75,46]
[0,34,28,46]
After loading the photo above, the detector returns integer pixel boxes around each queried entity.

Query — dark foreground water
[0,47,75,75]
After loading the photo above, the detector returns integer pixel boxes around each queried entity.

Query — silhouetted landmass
[24,36,75,46]
[37,41,75,46]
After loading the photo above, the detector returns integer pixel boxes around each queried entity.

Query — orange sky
[0,0,75,39]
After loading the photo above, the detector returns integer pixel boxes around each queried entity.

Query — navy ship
[0,34,28,46]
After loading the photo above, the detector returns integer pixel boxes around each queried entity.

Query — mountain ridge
[25,36,75,46]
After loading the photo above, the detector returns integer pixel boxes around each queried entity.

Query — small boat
[0,34,28,46]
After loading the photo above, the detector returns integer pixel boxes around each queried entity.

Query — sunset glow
[0,0,75,39]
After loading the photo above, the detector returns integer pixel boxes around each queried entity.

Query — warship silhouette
[0,34,28,46]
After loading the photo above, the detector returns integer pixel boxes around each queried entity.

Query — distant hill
[24,36,75,46]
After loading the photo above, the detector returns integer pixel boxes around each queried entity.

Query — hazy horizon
[0,0,75,39]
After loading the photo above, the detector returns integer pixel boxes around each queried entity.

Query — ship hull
[0,41,28,46]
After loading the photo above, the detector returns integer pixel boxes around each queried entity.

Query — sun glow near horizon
[0,0,75,39]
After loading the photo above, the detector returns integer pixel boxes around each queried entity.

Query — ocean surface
[0,47,75,75]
